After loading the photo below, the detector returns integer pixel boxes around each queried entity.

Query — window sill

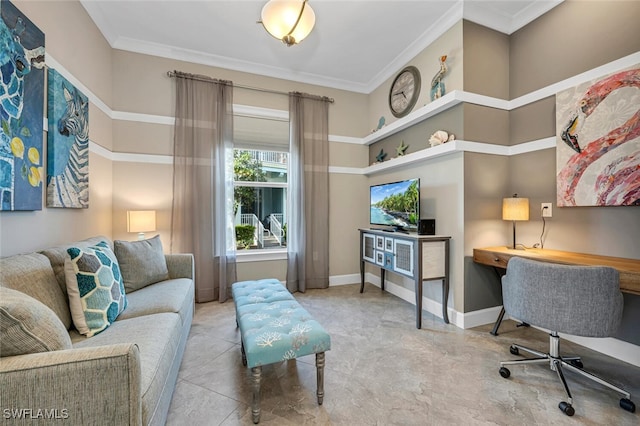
[236,249,287,263]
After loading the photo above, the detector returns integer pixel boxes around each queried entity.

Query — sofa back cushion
[0,287,72,357]
[40,236,112,299]
[0,252,72,329]
[114,235,169,292]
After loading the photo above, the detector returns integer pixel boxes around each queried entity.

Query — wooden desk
[474,246,640,295]
[473,246,640,335]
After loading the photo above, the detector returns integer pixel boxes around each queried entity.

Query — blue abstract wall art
[0,0,45,211]
[47,69,89,208]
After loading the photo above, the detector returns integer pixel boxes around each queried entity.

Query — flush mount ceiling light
[259,0,316,47]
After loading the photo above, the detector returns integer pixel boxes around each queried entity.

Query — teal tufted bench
[232,279,331,424]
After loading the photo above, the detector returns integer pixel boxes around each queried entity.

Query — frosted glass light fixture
[127,210,156,241]
[502,194,529,250]
[259,0,316,47]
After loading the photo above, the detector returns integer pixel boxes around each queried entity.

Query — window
[232,113,289,252]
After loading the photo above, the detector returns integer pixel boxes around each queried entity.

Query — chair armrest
[165,253,194,280]
[0,344,142,425]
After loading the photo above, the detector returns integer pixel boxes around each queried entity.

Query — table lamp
[502,194,529,250]
[127,210,156,240]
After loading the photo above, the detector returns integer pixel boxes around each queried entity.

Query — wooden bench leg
[251,366,262,424]
[316,352,325,405]
[241,341,247,367]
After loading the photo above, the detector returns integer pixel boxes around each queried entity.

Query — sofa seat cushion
[0,252,72,329]
[0,287,72,357]
[64,241,128,337]
[117,278,194,326]
[72,312,182,424]
[114,236,170,292]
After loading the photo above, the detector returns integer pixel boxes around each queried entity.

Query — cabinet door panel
[422,241,445,279]
[363,233,376,263]
[394,239,414,276]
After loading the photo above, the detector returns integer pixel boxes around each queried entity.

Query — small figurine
[430,55,448,101]
[429,130,455,147]
[372,116,386,133]
[375,148,387,163]
[396,140,408,156]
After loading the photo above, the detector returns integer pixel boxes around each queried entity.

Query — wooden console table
[359,229,451,328]
[473,246,640,334]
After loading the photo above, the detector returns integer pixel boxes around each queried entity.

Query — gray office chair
[498,257,635,416]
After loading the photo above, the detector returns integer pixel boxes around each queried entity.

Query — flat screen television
[370,178,420,232]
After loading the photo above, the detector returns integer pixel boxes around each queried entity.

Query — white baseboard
[336,273,640,367]
[459,306,505,329]
[329,273,361,286]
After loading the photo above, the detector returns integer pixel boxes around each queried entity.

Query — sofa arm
[0,344,142,425]
[165,253,194,280]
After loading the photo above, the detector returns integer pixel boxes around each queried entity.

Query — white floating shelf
[362,90,509,146]
[364,142,456,175]
[362,138,554,175]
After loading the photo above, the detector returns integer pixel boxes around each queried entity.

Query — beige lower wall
[329,173,369,277]
[111,162,173,248]
[364,152,465,311]
[0,1,114,257]
[237,259,287,282]
[0,151,113,256]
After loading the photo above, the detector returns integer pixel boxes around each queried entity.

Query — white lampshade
[127,210,156,240]
[502,195,529,250]
[502,197,530,221]
[260,0,315,46]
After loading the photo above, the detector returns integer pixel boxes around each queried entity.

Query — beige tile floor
[167,283,639,425]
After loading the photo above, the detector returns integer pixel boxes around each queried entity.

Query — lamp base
[137,232,146,241]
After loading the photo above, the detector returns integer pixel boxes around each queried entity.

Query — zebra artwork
[47,69,89,208]
[0,0,46,211]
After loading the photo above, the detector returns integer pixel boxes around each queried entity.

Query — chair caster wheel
[559,401,575,416]
[569,359,583,369]
[509,345,519,356]
[620,398,636,413]
[499,367,510,379]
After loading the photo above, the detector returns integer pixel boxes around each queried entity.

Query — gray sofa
[0,236,194,425]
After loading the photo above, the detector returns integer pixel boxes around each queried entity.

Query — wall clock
[389,66,421,118]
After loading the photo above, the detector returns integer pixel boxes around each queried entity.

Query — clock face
[389,66,421,118]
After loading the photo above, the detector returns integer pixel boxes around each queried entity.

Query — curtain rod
[167,70,334,103]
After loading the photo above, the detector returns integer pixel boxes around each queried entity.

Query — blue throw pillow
[64,241,128,337]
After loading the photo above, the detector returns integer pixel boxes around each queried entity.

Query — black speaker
[418,219,436,235]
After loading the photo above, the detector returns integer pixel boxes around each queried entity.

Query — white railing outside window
[245,150,288,167]
[239,213,264,248]
[269,214,284,245]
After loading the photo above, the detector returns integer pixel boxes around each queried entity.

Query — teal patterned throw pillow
[64,241,128,337]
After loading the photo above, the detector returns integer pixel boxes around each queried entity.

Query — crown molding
[112,36,371,94]
[463,0,564,35]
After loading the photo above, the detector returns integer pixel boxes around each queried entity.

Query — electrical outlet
[541,203,552,217]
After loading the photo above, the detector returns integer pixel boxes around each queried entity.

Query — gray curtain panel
[286,93,330,292]
[170,73,237,303]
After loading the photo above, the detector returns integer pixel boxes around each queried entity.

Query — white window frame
[232,105,290,262]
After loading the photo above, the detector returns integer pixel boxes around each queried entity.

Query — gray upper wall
[510,0,640,99]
